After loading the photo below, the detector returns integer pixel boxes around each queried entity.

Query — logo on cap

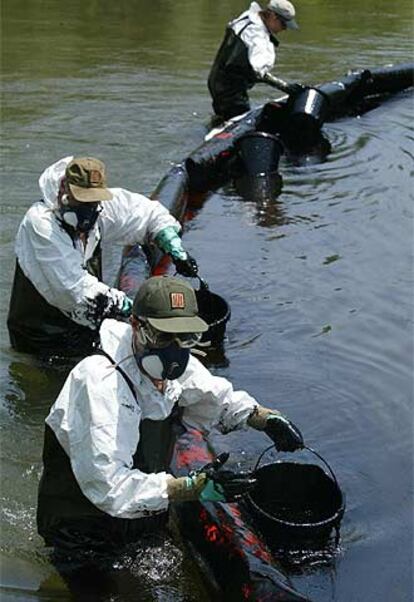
[170,292,185,309]
[89,169,103,186]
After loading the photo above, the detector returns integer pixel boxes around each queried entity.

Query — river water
[1,1,413,600]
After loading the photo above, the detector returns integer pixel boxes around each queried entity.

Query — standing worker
[7,156,199,357]
[37,276,304,592]
[208,0,302,121]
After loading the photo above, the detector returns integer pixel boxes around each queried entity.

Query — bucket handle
[253,443,339,489]
[196,275,209,291]
[171,271,210,292]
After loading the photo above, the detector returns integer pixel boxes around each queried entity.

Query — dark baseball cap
[132,276,209,334]
[65,157,113,203]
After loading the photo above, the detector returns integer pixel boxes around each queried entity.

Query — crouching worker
[7,156,198,358]
[37,276,304,587]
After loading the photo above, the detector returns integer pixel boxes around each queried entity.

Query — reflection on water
[284,134,332,167]
[224,184,291,228]
[4,360,69,420]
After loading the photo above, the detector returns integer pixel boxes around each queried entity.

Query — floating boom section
[185,62,414,192]
[319,62,414,118]
[169,426,311,601]
[119,63,413,288]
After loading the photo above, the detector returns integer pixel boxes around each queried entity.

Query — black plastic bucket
[195,278,231,347]
[290,87,328,128]
[246,446,345,547]
[285,87,328,149]
[235,131,283,176]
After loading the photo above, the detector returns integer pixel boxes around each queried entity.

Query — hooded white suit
[37,319,258,542]
[8,156,180,355]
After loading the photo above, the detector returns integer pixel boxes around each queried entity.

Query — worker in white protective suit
[208,0,302,120]
[7,156,199,357]
[37,276,304,562]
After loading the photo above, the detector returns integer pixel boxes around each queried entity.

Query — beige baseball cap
[65,157,113,203]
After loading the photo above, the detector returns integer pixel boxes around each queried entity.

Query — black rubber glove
[264,415,304,452]
[173,254,199,277]
[197,452,256,502]
[286,82,307,96]
[196,453,256,502]
[261,73,306,97]
[205,469,257,502]
[168,452,256,502]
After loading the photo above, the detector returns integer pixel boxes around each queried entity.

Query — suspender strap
[97,348,181,474]
[238,20,251,36]
[98,349,138,402]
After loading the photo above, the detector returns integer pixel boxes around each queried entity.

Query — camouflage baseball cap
[65,157,113,203]
[133,276,209,334]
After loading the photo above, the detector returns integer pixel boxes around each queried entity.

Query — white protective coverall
[44,319,258,520]
[230,1,277,79]
[13,156,180,331]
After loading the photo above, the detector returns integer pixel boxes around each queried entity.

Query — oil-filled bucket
[246,445,345,547]
[235,131,283,176]
[195,278,231,347]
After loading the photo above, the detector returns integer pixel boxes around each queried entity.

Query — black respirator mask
[135,343,190,381]
[59,194,102,233]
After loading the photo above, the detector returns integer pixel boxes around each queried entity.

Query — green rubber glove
[167,470,256,503]
[199,478,226,503]
[121,296,133,317]
[154,226,187,261]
